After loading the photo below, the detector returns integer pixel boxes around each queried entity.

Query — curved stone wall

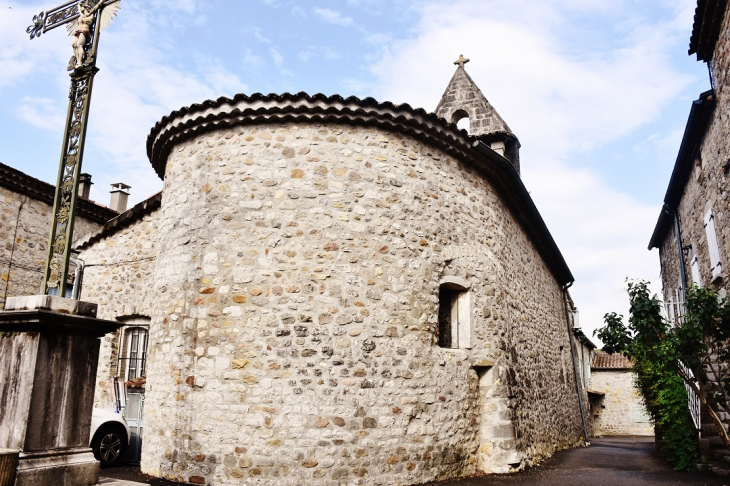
[140,112,583,484]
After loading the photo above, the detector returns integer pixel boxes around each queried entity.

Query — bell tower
[436,55,521,173]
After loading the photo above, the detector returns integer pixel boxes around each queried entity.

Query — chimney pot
[109,183,131,213]
[78,173,92,199]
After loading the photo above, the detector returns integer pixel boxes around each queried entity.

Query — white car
[90,408,131,467]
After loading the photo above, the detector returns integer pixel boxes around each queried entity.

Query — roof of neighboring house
[147,92,575,286]
[592,352,633,370]
[75,191,162,250]
[648,90,716,250]
[689,0,728,61]
[0,162,118,225]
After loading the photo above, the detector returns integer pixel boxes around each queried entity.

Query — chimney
[78,173,92,199]
[109,183,131,213]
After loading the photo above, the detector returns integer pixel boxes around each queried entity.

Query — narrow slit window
[438,284,471,349]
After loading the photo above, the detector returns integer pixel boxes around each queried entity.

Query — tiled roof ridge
[153,92,431,133]
[146,91,473,180]
[592,351,633,370]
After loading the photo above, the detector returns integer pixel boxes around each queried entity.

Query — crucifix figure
[454,54,470,69]
[26,0,121,297]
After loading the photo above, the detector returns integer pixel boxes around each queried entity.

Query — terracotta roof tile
[592,352,633,370]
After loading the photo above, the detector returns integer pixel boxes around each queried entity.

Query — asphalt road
[101,437,728,485]
[424,437,729,486]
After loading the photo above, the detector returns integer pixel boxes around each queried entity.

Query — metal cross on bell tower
[26,0,121,297]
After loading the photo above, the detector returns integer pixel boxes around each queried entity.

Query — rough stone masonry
[80,88,585,484]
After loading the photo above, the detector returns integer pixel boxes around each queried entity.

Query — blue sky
[0,0,710,340]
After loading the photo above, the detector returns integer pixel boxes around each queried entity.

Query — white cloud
[16,96,65,131]
[270,47,284,69]
[523,163,662,338]
[197,59,249,97]
[340,77,372,96]
[633,127,685,163]
[242,48,266,73]
[298,46,340,62]
[4,0,256,207]
[253,28,271,44]
[313,7,354,27]
[364,33,392,45]
[0,2,70,89]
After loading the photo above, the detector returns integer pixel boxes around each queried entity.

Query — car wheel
[91,425,126,467]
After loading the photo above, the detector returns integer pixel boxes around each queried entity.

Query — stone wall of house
[78,208,160,408]
[134,121,584,485]
[0,186,102,308]
[591,370,653,436]
[659,4,730,303]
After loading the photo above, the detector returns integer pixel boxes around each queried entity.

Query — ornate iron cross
[27,0,120,297]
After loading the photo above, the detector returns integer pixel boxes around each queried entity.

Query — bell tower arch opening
[452,109,471,134]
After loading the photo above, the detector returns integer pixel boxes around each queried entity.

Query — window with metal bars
[117,326,148,383]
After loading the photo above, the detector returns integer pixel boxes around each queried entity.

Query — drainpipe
[562,281,589,444]
[663,203,688,304]
[69,256,85,301]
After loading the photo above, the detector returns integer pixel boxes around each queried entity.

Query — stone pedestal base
[15,448,98,486]
[0,296,122,486]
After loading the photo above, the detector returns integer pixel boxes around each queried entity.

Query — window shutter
[456,292,471,349]
[667,295,675,323]
[704,207,722,279]
[691,254,702,287]
[450,294,459,348]
[676,287,684,319]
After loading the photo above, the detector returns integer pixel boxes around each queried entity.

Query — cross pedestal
[0,296,121,486]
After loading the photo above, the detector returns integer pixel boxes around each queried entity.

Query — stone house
[647,0,730,460]
[0,162,117,308]
[590,352,653,437]
[72,61,588,485]
[572,327,599,437]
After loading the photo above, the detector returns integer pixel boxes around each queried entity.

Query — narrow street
[99,437,728,486]
[425,437,729,486]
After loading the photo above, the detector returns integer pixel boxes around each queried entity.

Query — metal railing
[680,360,702,433]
